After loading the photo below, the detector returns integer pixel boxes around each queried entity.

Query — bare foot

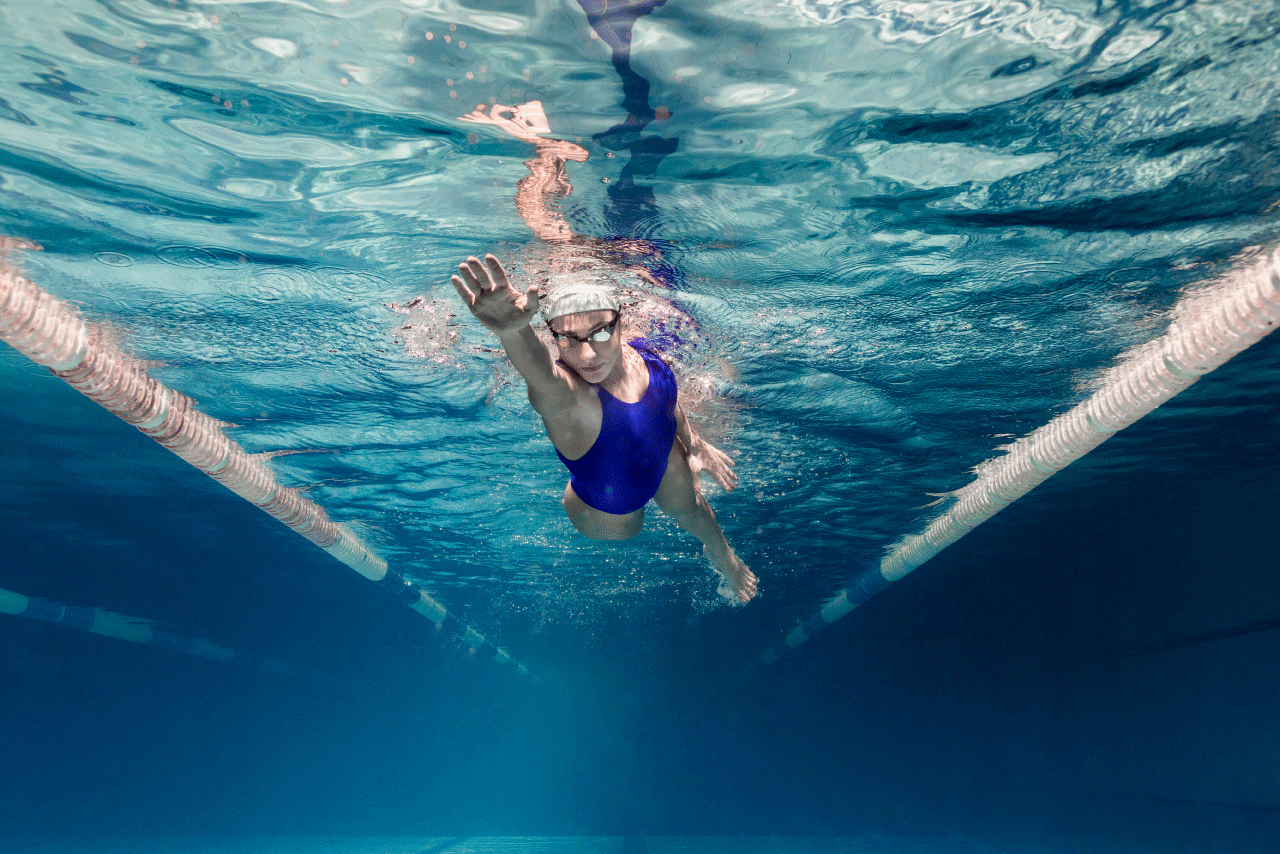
[704,545,758,604]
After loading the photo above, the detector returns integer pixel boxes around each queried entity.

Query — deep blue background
[3,0,1280,850]
[2,336,1278,850]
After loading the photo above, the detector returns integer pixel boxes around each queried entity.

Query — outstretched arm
[514,139,589,244]
[450,254,577,412]
[674,402,738,493]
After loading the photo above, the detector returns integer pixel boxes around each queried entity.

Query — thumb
[523,284,540,315]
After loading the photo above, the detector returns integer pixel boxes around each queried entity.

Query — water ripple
[3,0,1280,635]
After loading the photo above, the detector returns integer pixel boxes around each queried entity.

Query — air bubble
[425,32,433,40]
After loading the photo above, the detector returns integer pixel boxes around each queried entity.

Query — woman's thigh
[653,441,698,516]
[563,481,645,540]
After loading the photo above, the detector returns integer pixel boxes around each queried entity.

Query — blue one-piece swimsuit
[556,340,678,515]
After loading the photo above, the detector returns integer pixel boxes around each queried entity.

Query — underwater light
[757,246,1280,668]
[0,257,529,678]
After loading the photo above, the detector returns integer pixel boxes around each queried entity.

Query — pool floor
[0,835,1201,854]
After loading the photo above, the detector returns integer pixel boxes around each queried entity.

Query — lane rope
[0,254,529,677]
[0,583,304,675]
[755,246,1280,668]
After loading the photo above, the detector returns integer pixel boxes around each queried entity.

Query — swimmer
[450,254,757,603]
[453,100,757,603]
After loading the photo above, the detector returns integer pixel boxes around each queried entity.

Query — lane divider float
[0,253,529,677]
[0,583,302,675]
[756,246,1280,668]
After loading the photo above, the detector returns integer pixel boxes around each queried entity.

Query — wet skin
[451,254,758,603]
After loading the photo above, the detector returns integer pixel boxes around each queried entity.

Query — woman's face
[549,309,622,383]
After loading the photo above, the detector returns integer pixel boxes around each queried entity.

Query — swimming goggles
[549,314,620,345]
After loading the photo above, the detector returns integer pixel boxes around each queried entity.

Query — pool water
[1,0,1278,850]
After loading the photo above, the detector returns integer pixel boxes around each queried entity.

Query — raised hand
[460,102,589,161]
[451,254,540,336]
[459,101,550,142]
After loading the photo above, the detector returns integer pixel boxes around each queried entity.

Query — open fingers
[483,254,511,289]
[455,255,512,296]
[703,448,737,492]
[457,256,494,292]
[450,274,477,307]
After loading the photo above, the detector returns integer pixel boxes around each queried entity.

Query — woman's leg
[653,443,758,602]
[563,481,645,540]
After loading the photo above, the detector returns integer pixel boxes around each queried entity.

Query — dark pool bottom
[0,836,1204,854]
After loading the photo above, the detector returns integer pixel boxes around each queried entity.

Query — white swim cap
[540,282,620,324]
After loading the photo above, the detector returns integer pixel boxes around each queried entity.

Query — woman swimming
[450,101,755,602]
[451,253,757,603]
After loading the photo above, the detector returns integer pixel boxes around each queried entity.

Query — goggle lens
[552,315,619,345]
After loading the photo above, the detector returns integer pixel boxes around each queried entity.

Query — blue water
[2,0,1279,850]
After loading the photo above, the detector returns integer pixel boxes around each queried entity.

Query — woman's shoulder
[626,339,677,401]
[628,337,674,367]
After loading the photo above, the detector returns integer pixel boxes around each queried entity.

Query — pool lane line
[0,259,529,678]
[754,246,1280,670]
[0,583,305,675]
